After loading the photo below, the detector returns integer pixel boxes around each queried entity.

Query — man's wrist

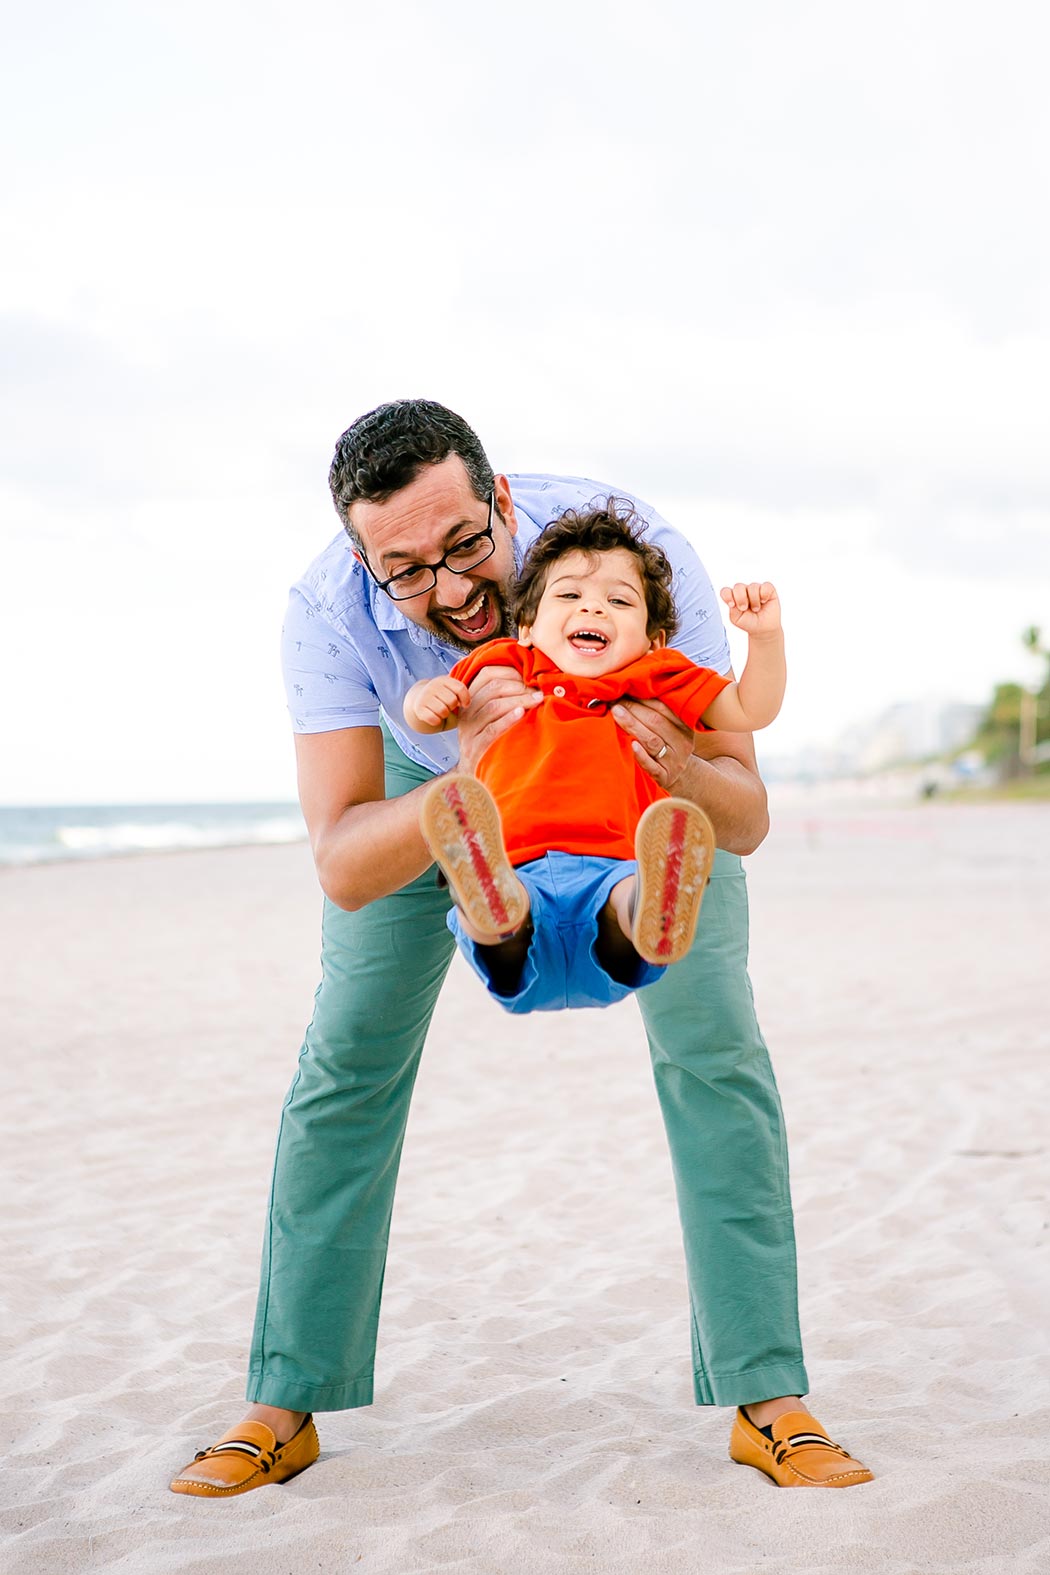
[667,752,707,799]
[671,752,769,855]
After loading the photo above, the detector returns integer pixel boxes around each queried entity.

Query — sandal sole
[632,799,716,965]
[420,775,529,938]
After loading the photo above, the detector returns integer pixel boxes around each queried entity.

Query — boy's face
[519,547,664,677]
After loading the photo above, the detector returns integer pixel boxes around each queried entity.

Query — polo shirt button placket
[553,685,566,698]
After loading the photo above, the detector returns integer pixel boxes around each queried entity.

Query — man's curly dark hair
[328,399,495,547]
[513,498,678,641]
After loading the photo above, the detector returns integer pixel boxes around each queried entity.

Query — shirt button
[553,685,566,697]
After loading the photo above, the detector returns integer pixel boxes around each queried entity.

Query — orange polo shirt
[450,640,731,866]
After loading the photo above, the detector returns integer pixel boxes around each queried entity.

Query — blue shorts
[446,851,666,1014]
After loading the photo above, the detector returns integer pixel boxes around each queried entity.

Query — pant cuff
[246,1368,375,1412]
[693,1360,810,1407]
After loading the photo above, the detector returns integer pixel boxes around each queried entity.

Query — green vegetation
[942,774,1050,803]
[969,681,1048,770]
[951,624,1050,799]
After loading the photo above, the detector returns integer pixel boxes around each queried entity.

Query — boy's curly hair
[512,497,677,641]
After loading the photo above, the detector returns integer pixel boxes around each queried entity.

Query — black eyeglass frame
[358,491,497,601]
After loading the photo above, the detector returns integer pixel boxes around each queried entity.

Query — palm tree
[1019,626,1048,770]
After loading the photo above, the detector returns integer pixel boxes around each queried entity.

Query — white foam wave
[54,816,305,855]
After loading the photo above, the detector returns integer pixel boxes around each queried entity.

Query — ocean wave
[0,806,307,867]
[55,817,305,854]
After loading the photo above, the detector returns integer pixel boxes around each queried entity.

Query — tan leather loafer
[729,1407,873,1487]
[170,1414,319,1497]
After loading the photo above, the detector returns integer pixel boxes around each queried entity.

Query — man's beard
[423,580,516,653]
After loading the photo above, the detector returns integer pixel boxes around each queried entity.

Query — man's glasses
[360,492,497,601]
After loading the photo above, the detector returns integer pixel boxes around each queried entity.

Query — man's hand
[612,698,695,791]
[457,664,543,775]
[720,581,781,638]
[613,692,770,854]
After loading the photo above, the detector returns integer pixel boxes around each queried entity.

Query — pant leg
[247,729,452,1411]
[636,850,809,1408]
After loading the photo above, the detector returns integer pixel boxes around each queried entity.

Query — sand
[2,797,1048,1574]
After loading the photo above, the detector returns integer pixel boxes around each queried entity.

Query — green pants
[248,731,808,1411]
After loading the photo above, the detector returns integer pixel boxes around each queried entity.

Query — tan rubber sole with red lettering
[632,799,716,965]
[421,774,530,938]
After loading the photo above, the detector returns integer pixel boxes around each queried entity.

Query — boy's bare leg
[453,899,531,949]
[605,875,636,940]
[455,903,534,998]
[595,876,643,984]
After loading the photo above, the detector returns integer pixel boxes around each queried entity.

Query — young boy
[403,499,785,1013]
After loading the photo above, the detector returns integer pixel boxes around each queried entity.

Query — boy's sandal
[631,798,716,965]
[420,774,529,939]
[169,1414,319,1497]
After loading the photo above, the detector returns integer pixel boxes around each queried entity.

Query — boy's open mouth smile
[568,629,610,654]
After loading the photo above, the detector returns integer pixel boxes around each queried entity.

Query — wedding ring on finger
[655,743,669,760]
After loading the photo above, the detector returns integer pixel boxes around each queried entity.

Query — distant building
[761,699,983,782]
[849,700,984,773]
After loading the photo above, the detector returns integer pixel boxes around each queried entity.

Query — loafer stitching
[781,1457,870,1485]
[172,1476,263,1495]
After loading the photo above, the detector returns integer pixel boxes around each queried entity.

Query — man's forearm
[313,785,436,910]
[310,732,768,909]
[673,752,770,855]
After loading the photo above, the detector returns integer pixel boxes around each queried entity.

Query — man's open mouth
[441,589,498,641]
[568,629,610,654]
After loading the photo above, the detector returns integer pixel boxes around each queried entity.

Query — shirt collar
[368,570,415,634]
[519,643,659,700]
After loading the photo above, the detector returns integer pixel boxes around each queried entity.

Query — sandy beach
[3,797,1048,1575]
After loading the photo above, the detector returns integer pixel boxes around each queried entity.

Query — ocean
[0,803,308,868]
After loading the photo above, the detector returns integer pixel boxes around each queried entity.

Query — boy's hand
[720,581,781,637]
[416,675,472,731]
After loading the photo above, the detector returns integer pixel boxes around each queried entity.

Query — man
[171,400,872,1496]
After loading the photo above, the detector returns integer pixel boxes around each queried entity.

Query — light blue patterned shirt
[282,474,731,776]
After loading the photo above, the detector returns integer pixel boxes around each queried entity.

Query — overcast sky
[3,0,1048,802]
